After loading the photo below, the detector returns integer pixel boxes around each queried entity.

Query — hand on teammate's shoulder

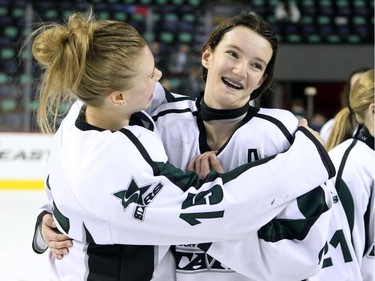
[298,118,325,146]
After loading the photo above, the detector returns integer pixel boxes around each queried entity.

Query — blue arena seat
[301,25,317,37]
[162,12,179,32]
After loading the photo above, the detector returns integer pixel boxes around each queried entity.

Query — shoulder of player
[151,98,198,122]
[330,138,375,163]
[328,139,374,184]
[248,107,298,133]
[82,126,168,168]
[73,118,162,156]
[256,107,297,122]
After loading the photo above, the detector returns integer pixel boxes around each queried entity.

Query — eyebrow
[226,44,268,65]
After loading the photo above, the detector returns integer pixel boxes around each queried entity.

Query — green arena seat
[159,31,174,43]
[287,34,302,43]
[178,32,192,43]
[0,72,9,84]
[0,48,15,60]
[113,12,127,21]
[307,34,322,43]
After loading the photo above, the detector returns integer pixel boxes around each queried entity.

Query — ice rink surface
[0,190,49,281]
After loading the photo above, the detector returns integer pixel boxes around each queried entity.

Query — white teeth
[223,77,243,89]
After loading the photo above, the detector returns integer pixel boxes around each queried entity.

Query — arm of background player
[360,193,374,281]
[358,159,374,280]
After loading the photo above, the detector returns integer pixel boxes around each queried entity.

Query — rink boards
[0,133,51,190]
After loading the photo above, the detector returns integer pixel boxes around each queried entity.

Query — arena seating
[0,0,373,131]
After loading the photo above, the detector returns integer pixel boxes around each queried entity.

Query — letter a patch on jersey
[113,177,163,221]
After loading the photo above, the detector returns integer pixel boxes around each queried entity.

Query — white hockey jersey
[33,91,334,280]
[150,86,335,281]
[308,135,375,281]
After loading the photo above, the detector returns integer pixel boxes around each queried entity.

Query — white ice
[0,190,49,281]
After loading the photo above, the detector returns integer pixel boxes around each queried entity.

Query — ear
[369,103,375,115]
[201,46,212,69]
[108,91,126,106]
[255,74,268,89]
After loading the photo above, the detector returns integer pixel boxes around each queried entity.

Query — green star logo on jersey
[113,178,151,208]
[113,177,164,221]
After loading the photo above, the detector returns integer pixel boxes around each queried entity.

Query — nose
[232,61,247,78]
[155,67,162,81]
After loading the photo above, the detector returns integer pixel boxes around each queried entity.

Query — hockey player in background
[308,69,374,280]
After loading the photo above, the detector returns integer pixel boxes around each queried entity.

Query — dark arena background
[0,0,373,132]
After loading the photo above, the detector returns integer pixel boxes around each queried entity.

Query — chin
[143,101,152,111]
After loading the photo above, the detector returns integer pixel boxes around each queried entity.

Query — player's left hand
[187,151,224,179]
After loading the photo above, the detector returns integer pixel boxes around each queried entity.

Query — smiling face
[202,26,273,109]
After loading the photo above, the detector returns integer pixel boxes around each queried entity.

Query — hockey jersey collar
[354,125,374,150]
[196,96,260,153]
[75,107,155,132]
[199,97,250,121]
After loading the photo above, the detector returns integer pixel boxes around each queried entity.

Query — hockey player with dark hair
[148,13,335,281]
